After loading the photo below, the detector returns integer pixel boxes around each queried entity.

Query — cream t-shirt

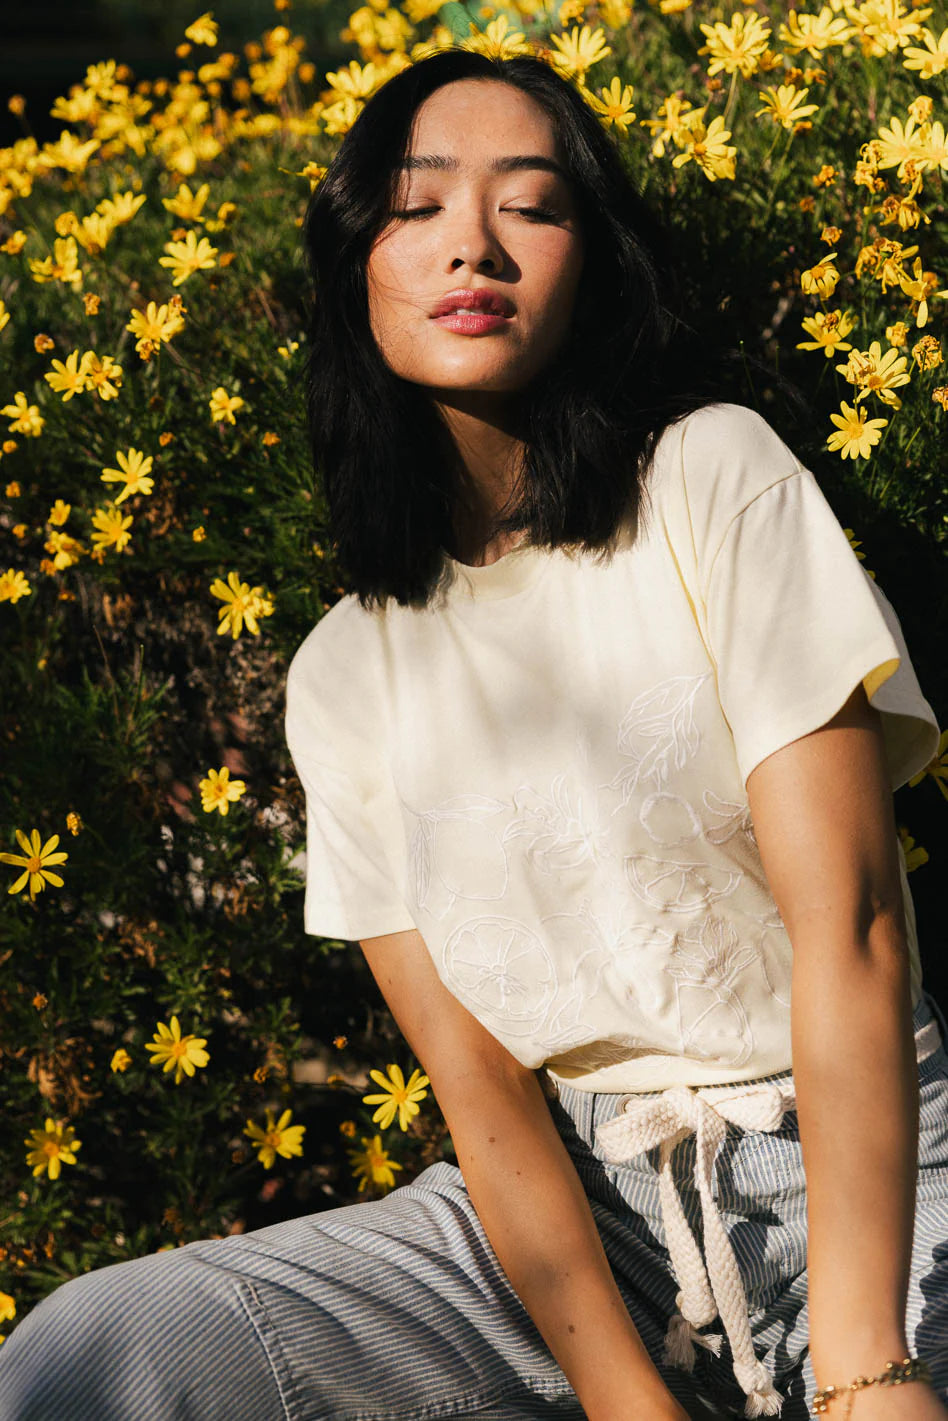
[284,403,941,1093]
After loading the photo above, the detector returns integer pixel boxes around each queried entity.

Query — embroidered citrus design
[442,916,556,1033]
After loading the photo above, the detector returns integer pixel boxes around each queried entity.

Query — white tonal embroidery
[744,907,792,1006]
[503,773,612,873]
[442,915,557,1037]
[639,792,701,848]
[624,854,743,913]
[604,672,713,808]
[702,789,757,850]
[666,916,757,1066]
[537,900,672,1053]
[401,794,509,922]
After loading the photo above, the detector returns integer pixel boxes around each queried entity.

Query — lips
[430,288,515,319]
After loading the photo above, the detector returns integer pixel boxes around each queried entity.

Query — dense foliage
[1,0,946,1335]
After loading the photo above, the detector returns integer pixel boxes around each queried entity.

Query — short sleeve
[285,663,417,943]
[704,467,941,793]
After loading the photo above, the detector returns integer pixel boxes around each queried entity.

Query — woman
[2,47,947,1421]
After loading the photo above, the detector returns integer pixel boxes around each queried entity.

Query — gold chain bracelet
[813,1356,933,1419]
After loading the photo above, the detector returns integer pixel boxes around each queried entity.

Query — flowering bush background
[1,0,946,1336]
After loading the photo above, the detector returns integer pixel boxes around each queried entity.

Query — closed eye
[389,206,562,222]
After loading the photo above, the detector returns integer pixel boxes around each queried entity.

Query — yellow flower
[363,1063,430,1131]
[897,825,928,872]
[185,11,219,44]
[192,525,206,541]
[110,1048,132,1073]
[826,401,888,459]
[158,230,218,286]
[0,828,68,899]
[209,570,274,638]
[48,499,71,526]
[0,300,9,334]
[641,95,694,159]
[875,114,928,180]
[821,225,842,246]
[24,1118,81,1180]
[199,766,247,815]
[44,530,84,570]
[162,182,212,221]
[85,353,123,401]
[1,393,44,437]
[585,76,636,134]
[778,6,853,56]
[145,1015,210,1085]
[908,728,948,802]
[1,231,27,255]
[933,386,948,411]
[44,349,94,401]
[347,1134,403,1193]
[101,448,155,503]
[836,341,911,407]
[897,256,944,327]
[208,387,245,424]
[755,84,820,129]
[0,569,32,603]
[797,309,855,356]
[28,237,83,287]
[902,25,948,78]
[912,335,943,371]
[66,811,82,835]
[671,110,737,181]
[127,301,186,359]
[548,25,611,83]
[0,1292,14,1323]
[90,504,134,554]
[457,14,531,59]
[243,1108,306,1168]
[800,253,840,298]
[83,292,100,315]
[699,12,772,78]
[96,191,147,226]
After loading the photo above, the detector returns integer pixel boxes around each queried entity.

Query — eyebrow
[397,154,570,182]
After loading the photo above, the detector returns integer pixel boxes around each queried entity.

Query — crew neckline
[437,537,553,602]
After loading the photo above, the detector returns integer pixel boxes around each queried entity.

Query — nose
[446,205,504,277]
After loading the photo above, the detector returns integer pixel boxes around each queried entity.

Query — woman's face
[365,79,585,401]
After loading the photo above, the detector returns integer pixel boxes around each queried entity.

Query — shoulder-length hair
[302,47,713,612]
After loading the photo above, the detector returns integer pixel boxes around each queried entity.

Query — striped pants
[2,990,948,1421]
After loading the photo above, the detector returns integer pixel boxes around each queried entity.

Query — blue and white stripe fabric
[2,989,947,1420]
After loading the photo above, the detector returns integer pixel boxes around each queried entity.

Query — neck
[433,389,529,566]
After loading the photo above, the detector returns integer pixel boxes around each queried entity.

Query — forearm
[442,1062,683,1421]
[791,917,919,1384]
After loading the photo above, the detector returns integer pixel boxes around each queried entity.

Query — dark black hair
[301,48,722,611]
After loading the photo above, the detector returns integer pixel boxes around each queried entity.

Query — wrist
[810,1324,909,1390]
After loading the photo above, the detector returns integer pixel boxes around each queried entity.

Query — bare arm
[359,928,689,1421]
[746,683,942,1410]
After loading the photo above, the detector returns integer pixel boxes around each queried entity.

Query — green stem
[723,69,740,130]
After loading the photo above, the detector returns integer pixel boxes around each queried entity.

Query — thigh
[0,1163,584,1421]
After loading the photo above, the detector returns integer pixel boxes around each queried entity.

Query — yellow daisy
[796,309,855,356]
[0,569,32,603]
[826,402,888,459]
[0,828,69,899]
[110,1048,133,1073]
[44,349,94,401]
[199,766,247,815]
[100,448,155,504]
[145,1015,210,1085]
[158,230,219,286]
[1,393,45,438]
[209,569,274,639]
[243,1108,306,1168]
[90,504,133,554]
[208,387,245,424]
[24,1118,81,1180]
[185,11,219,45]
[347,1134,403,1193]
[363,1063,430,1132]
